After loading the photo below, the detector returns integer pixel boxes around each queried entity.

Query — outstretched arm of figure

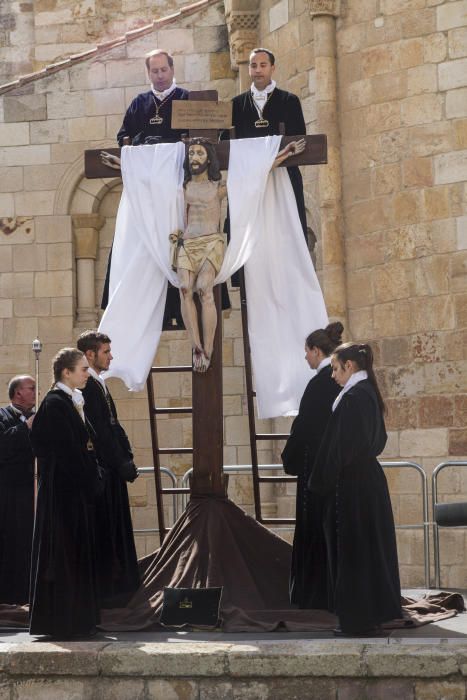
[100,151,122,170]
[271,139,306,169]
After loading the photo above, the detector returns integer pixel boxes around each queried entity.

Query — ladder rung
[260,518,296,525]
[158,447,193,455]
[255,433,289,441]
[258,475,296,482]
[162,487,191,494]
[154,406,192,415]
[150,365,192,373]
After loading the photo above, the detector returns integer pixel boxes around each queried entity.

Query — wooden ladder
[238,269,295,525]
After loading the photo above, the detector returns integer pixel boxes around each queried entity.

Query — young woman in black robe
[309,343,402,635]
[29,348,101,639]
[281,323,342,609]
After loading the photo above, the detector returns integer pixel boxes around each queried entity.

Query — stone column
[226,5,259,91]
[72,214,104,325]
[307,0,347,323]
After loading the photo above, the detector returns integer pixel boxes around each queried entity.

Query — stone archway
[53,151,121,326]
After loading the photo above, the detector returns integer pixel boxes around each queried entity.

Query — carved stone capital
[72,213,104,259]
[226,10,259,69]
[230,29,259,67]
[307,0,341,18]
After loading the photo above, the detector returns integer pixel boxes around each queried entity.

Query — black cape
[29,389,101,638]
[103,88,190,324]
[230,87,308,238]
[281,366,340,609]
[308,380,402,633]
[0,406,34,605]
[117,87,189,146]
[81,376,140,607]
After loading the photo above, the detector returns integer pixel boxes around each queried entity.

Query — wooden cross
[84,92,327,500]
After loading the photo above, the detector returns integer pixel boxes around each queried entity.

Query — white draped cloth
[99,138,328,419]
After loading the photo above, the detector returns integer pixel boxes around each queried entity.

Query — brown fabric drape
[0,498,463,632]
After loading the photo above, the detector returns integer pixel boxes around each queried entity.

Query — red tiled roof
[0,0,220,96]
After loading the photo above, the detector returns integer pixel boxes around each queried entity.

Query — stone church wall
[0,0,466,587]
[0,0,267,561]
[259,0,467,587]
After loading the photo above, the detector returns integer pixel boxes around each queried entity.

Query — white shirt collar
[316,356,331,374]
[87,366,108,393]
[55,382,85,421]
[332,370,368,413]
[251,80,276,98]
[250,80,276,118]
[151,79,177,101]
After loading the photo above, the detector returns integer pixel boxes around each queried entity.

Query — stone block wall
[1,0,466,587]
[335,0,467,586]
[258,0,467,587]
[0,1,266,562]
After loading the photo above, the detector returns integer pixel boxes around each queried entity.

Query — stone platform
[1,591,467,699]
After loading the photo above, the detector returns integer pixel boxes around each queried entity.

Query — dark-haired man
[0,375,35,604]
[230,48,308,239]
[117,49,189,146]
[77,330,140,607]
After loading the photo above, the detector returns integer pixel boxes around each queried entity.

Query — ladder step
[255,433,289,441]
[154,406,192,415]
[158,447,193,455]
[260,518,296,525]
[258,475,296,482]
[162,487,191,495]
[150,365,192,373]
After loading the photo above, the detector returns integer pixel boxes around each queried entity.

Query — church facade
[0,0,466,587]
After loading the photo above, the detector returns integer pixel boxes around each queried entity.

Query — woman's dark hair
[183,137,221,186]
[332,342,386,413]
[52,348,84,384]
[306,322,344,357]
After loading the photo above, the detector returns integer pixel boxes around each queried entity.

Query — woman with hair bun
[281,322,343,608]
[29,348,101,639]
[309,342,401,635]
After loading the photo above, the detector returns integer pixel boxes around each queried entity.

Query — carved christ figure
[100,137,306,373]
[173,137,305,373]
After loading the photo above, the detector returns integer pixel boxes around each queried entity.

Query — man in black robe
[102,49,189,325]
[0,375,35,605]
[77,330,140,608]
[229,48,308,240]
[117,49,189,147]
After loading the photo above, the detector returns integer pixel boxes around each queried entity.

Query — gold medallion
[150,115,163,125]
[254,118,269,128]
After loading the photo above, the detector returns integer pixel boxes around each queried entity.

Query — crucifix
[84,90,327,505]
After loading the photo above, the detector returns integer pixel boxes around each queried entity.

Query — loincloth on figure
[170,232,225,276]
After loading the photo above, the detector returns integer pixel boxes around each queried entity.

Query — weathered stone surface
[0,145,50,167]
[146,679,199,700]
[366,646,458,677]
[98,643,229,677]
[415,680,466,700]
[2,93,46,122]
[434,150,467,186]
[437,1,467,32]
[449,429,467,457]
[228,643,365,677]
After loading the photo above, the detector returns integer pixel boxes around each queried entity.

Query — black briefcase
[160,587,223,629]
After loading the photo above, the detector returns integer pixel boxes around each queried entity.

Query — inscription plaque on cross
[84,91,327,502]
